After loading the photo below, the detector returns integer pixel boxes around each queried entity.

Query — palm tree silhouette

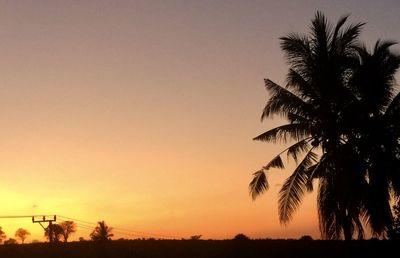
[317,41,400,239]
[90,221,114,241]
[248,12,400,240]
[346,40,400,238]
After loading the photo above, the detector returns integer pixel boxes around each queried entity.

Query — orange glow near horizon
[0,1,399,243]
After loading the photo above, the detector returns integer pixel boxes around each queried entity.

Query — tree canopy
[60,221,77,242]
[15,228,30,244]
[44,224,64,242]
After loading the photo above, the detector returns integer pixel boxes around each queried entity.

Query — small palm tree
[90,221,114,241]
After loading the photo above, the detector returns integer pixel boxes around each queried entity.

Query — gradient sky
[0,0,400,242]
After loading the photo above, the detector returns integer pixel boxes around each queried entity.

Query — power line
[58,219,174,239]
[58,215,97,226]
[58,215,181,239]
[57,219,94,231]
[0,214,183,239]
[112,226,180,239]
[0,215,54,219]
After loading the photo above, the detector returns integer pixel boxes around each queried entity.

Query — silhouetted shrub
[4,238,17,245]
[299,235,313,241]
[233,233,250,241]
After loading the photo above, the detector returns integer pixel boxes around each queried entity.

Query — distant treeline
[0,239,396,258]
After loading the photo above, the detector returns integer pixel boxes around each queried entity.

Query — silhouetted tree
[346,41,400,239]
[60,221,76,242]
[190,235,202,240]
[249,12,400,240]
[299,235,313,241]
[250,11,363,240]
[15,228,30,244]
[233,233,250,241]
[4,238,17,244]
[90,221,113,241]
[0,227,6,244]
[44,224,64,242]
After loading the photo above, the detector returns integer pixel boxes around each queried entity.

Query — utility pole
[32,215,56,243]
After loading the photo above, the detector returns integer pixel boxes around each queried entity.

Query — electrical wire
[0,214,183,239]
[58,215,181,239]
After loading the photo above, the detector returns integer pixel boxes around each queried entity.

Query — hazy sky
[0,0,400,242]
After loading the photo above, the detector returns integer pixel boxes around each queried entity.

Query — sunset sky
[1,0,400,242]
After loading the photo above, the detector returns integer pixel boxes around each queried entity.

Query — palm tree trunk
[341,208,352,241]
[343,224,352,240]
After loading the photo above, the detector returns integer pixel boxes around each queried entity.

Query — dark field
[0,239,396,258]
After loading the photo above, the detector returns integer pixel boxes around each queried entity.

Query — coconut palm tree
[251,11,400,239]
[249,12,367,240]
[90,221,114,241]
[346,40,400,238]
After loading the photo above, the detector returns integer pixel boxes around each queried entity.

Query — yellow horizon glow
[0,1,398,242]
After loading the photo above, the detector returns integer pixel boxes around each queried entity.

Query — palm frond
[279,150,319,224]
[280,33,312,71]
[261,79,312,120]
[287,112,310,123]
[310,11,331,56]
[364,169,393,237]
[249,170,269,200]
[354,42,369,62]
[309,154,329,179]
[303,164,317,192]
[373,39,397,54]
[386,91,400,117]
[389,160,400,197]
[264,155,285,170]
[286,69,318,101]
[304,153,330,193]
[354,216,365,240]
[353,40,400,112]
[318,158,369,240]
[253,123,310,144]
[286,138,312,163]
[318,177,341,239]
[331,14,349,45]
[337,22,365,53]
